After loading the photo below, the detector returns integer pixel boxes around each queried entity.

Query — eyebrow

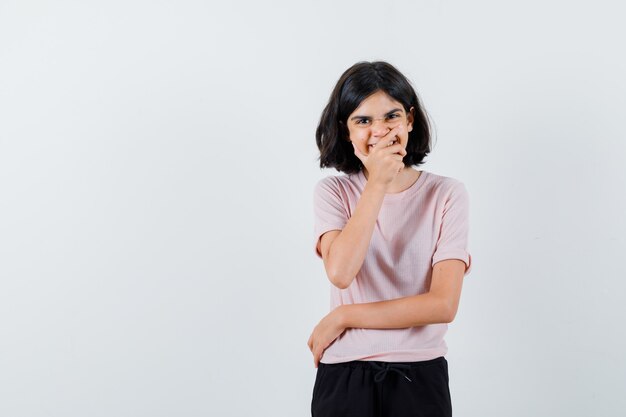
[349,108,403,121]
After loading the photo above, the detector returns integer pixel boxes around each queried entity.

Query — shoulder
[314,172,360,197]
[314,174,340,190]
[423,171,468,197]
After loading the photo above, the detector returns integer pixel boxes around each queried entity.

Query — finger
[376,127,402,149]
[383,143,403,156]
[394,145,406,155]
[384,126,402,142]
[388,139,406,154]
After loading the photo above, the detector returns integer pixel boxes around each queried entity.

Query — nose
[371,119,392,137]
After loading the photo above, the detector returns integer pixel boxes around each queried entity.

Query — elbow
[331,276,351,290]
[334,282,350,290]
[445,309,457,323]
[327,262,352,289]
[444,304,459,323]
[329,271,352,290]
[436,297,457,323]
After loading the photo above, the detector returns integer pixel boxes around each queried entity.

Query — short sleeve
[432,181,472,275]
[313,177,349,259]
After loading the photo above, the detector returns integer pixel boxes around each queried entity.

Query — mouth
[368,139,398,149]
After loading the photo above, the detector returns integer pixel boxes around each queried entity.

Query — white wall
[1,1,625,416]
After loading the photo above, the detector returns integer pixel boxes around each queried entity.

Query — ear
[407,106,415,132]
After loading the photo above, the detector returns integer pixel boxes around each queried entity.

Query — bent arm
[337,259,466,327]
[324,182,387,289]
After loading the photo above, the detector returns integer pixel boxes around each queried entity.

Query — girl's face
[345,90,414,156]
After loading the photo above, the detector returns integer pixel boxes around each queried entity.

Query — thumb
[352,141,365,164]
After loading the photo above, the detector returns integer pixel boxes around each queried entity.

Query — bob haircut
[316,61,433,174]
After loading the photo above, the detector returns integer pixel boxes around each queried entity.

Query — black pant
[311,356,452,417]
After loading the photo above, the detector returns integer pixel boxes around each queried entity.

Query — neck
[363,167,420,194]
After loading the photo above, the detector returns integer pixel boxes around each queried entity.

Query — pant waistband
[319,356,445,384]
[370,362,413,383]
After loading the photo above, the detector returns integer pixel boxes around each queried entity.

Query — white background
[1,1,625,416]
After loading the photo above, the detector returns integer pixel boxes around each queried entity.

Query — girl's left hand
[307,307,347,368]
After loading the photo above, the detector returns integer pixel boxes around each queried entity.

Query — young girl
[307,61,472,417]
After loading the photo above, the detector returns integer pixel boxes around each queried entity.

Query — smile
[368,139,398,148]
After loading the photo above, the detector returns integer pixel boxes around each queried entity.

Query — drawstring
[370,362,413,383]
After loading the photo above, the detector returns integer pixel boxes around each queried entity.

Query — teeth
[369,140,397,148]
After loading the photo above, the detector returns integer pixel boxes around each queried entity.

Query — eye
[388,113,400,119]
[355,119,369,125]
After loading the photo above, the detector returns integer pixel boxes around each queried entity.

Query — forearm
[339,292,451,329]
[327,182,387,289]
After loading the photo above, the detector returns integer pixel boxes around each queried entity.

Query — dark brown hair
[315,61,433,174]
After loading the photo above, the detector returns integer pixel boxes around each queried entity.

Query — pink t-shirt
[313,169,472,364]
